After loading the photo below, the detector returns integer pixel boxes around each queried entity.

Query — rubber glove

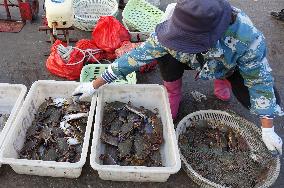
[72,82,96,101]
[262,126,282,155]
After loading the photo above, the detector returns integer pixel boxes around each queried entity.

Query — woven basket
[176,110,281,188]
[73,0,118,31]
[122,0,164,32]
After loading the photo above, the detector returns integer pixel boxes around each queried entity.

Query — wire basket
[122,0,164,32]
[80,64,137,84]
[73,0,118,31]
[176,110,281,188]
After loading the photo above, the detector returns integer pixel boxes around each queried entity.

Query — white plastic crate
[0,84,27,150]
[0,80,95,178]
[90,84,181,182]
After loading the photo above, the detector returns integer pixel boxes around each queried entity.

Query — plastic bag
[46,40,83,80]
[92,16,130,53]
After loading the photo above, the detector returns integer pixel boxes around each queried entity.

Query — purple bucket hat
[156,0,232,54]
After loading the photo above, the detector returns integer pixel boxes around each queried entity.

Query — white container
[45,0,74,28]
[0,80,95,178]
[0,84,27,151]
[90,84,181,182]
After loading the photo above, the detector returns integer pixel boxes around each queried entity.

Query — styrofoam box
[0,80,95,178]
[90,84,181,182]
[0,84,27,157]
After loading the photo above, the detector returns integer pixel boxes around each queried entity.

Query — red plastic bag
[46,40,83,80]
[92,16,130,53]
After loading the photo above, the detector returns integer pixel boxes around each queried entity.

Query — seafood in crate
[100,101,163,166]
[179,119,274,188]
[19,97,91,163]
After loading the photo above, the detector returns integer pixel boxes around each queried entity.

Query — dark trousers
[157,54,281,110]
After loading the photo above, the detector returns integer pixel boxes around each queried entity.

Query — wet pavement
[0,0,283,187]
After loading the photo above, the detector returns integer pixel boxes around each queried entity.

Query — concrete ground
[0,0,283,187]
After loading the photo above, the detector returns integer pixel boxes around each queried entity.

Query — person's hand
[72,82,96,100]
[262,127,282,155]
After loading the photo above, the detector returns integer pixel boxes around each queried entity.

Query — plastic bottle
[45,0,74,28]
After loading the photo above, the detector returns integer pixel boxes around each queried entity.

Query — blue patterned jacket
[101,8,283,118]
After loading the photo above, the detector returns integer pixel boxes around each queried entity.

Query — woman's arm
[100,33,169,84]
[238,34,283,155]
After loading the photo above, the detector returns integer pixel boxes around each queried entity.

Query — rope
[57,45,112,66]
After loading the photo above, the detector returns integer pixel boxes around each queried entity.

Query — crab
[118,136,133,160]
[118,109,128,122]
[236,133,249,152]
[36,99,50,116]
[105,145,118,160]
[58,146,77,162]
[76,117,88,133]
[126,113,140,123]
[79,102,91,113]
[101,133,119,147]
[119,122,134,140]
[65,102,81,114]
[108,101,126,111]
[141,107,159,118]
[19,139,38,155]
[109,119,123,136]
[131,134,151,165]
[102,110,117,128]
[227,129,238,151]
[35,127,55,145]
[42,147,58,161]
[149,150,162,167]
[51,127,65,138]
[151,115,163,133]
[57,137,69,154]
[40,106,62,125]
[25,123,40,139]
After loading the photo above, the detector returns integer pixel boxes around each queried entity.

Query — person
[73,0,283,155]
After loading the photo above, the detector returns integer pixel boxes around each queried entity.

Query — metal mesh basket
[73,0,118,31]
[176,110,281,188]
[122,0,164,32]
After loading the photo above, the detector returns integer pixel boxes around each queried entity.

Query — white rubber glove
[262,127,282,155]
[72,82,96,101]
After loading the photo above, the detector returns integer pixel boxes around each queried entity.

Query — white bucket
[0,80,95,178]
[0,84,27,165]
[90,84,181,182]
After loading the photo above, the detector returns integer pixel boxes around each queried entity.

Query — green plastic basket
[122,0,164,32]
[80,64,137,84]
